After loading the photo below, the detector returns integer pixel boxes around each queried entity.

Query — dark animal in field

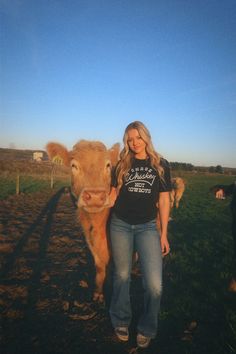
[46,140,120,302]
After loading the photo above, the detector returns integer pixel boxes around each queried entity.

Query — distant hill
[0,148,48,161]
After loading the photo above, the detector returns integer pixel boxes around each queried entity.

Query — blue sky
[1,0,236,167]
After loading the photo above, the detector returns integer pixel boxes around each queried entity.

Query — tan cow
[170,177,185,209]
[46,140,120,302]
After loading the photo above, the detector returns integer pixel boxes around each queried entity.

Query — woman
[109,121,171,348]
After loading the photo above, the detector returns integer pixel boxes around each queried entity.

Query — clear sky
[1,0,236,167]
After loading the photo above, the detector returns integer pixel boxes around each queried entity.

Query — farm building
[33,151,44,162]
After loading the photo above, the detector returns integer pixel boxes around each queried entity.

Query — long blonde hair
[116,121,164,191]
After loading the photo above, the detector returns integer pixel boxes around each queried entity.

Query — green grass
[0,171,235,353]
[0,175,70,199]
[160,173,236,353]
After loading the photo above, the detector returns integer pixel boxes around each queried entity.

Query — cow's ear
[109,143,120,166]
[46,142,70,166]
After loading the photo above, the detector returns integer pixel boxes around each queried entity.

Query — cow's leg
[93,255,107,302]
[85,231,109,302]
[94,232,110,302]
[92,243,109,302]
[175,195,180,208]
[79,210,110,302]
[81,235,103,302]
[170,190,175,208]
[175,190,184,208]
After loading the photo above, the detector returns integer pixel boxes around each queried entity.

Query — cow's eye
[71,162,78,170]
[106,162,111,169]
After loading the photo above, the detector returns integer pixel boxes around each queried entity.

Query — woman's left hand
[160,236,170,256]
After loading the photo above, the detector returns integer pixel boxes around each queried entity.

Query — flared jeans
[109,214,163,338]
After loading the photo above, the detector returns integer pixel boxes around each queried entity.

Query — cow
[170,177,185,209]
[46,140,120,302]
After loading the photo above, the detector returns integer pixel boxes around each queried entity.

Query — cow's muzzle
[77,188,110,212]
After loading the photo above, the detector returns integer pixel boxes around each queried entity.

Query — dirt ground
[0,188,196,354]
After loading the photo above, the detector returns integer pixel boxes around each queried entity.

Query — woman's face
[127,128,147,159]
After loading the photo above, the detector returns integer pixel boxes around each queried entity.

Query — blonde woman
[109,121,171,348]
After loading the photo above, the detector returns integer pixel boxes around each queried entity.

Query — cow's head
[46,140,120,213]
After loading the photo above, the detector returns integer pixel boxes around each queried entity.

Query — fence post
[16,171,20,195]
[50,165,54,189]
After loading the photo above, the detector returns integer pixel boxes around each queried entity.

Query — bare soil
[0,188,194,354]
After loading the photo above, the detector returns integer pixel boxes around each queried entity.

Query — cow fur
[170,177,185,209]
[46,140,120,302]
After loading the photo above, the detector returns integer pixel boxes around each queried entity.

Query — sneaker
[115,327,129,341]
[137,333,151,348]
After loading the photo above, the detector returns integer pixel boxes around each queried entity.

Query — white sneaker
[137,333,151,348]
[115,327,129,341]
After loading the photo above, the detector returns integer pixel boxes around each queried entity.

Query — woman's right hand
[109,187,118,207]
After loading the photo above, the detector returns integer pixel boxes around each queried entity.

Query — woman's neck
[134,152,148,160]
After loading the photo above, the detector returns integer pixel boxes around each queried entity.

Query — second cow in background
[170,177,185,209]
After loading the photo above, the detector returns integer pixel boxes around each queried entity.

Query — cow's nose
[83,191,91,201]
[82,189,107,206]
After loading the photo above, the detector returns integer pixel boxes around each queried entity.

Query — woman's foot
[115,327,129,341]
[137,333,151,348]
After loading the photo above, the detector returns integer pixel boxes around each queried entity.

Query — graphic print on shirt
[124,166,157,194]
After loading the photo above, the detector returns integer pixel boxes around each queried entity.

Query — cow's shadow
[0,189,181,354]
[0,188,103,350]
[0,187,65,279]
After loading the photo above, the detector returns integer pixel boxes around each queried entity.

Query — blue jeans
[109,214,163,338]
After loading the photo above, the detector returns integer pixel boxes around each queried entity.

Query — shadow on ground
[0,188,235,354]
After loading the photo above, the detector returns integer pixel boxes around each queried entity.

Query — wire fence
[0,160,71,199]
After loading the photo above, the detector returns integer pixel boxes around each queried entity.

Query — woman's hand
[109,187,117,207]
[160,234,170,256]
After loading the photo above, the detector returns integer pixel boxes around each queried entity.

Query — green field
[161,173,236,353]
[0,172,235,353]
[0,176,70,200]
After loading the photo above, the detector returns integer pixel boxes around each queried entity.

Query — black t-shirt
[112,157,172,224]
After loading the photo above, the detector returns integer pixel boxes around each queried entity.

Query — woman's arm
[158,191,170,256]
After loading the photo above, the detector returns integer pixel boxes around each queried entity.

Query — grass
[160,173,236,353]
[0,170,235,353]
[0,159,70,199]
[0,175,70,200]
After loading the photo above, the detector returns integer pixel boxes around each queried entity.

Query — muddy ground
[0,188,233,354]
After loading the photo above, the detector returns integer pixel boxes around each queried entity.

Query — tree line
[170,162,236,175]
